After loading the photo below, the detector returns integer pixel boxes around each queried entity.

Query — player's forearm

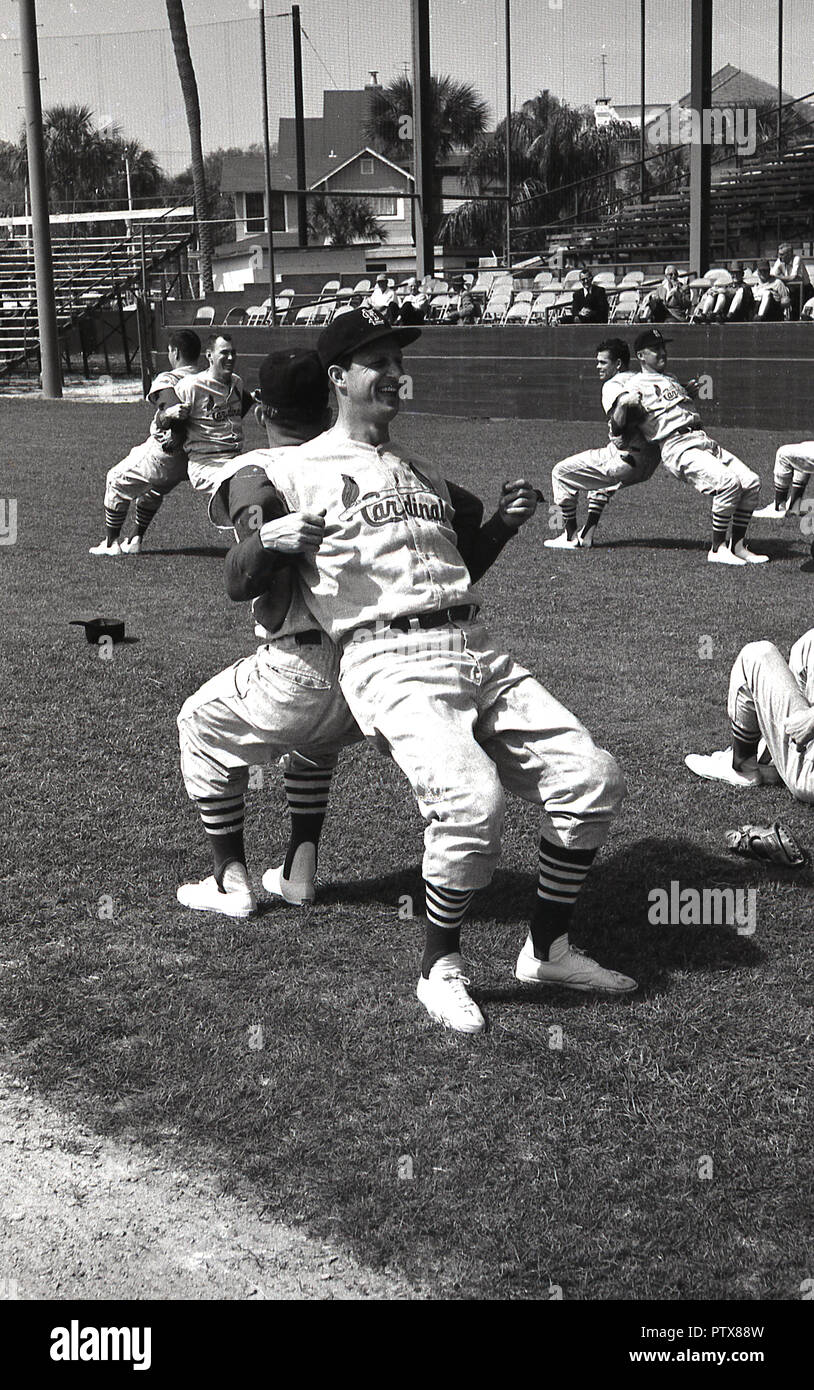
[225,531,289,601]
[464,513,518,583]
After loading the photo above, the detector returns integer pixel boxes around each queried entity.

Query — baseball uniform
[551,369,661,514]
[244,426,624,893]
[723,630,814,802]
[173,369,251,496]
[102,362,198,513]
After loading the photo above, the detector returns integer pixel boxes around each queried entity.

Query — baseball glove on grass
[725,821,808,868]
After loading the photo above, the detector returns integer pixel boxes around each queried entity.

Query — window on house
[244,191,286,233]
[370,194,398,217]
[361,158,374,175]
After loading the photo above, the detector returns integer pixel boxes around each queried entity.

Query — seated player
[544,338,660,549]
[692,262,754,323]
[88,330,200,557]
[171,333,253,499]
[685,631,814,801]
[752,261,791,322]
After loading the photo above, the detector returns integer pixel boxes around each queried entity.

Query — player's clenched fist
[498,479,538,529]
[260,509,327,554]
[784,707,814,747]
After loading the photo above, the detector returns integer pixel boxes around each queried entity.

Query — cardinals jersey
[257,426,479,640]
[601,371,661,472]
[626,371,703,445]
[146,363,198,452]
[173,370,246,458]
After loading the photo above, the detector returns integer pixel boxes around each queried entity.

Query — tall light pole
[258,0,277,324]
[777,0,784,156]
[639,0,647,202]
[292,5,307,247]
[410,0,433,280]
[504,0,511,268]
[17,0,62,396]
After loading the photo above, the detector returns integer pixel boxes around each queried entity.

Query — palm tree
[441,91,635,253]
[307,196,386,248]
[366,74,489,244]
[165,0,213,291]
[14,106,163,221]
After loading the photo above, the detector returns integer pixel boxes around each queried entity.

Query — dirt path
[0,1069,418,1301]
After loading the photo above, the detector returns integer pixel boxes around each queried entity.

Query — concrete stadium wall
[155,322,814,433]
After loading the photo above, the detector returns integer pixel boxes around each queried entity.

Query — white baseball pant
[104,438,188,510]
[178,636,361,801]
[774,442,814,492]
[338,619,625,890]
[187,451,241,498]
[660,430,761,513]
[727,630,814,802]
[551,444,637,509]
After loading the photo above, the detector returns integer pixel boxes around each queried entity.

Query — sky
[0,0,810,175]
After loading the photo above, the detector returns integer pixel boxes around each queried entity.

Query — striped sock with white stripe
[559,498,578,539]
[104,502,129,544]
[196,793,246,886]
[710,502,732,551]
[134,488,165,537]
[730,714,760,764]
[422,882,475,978]
[281,766,333,883]
[729,506,755,547]
[530,838,597,960]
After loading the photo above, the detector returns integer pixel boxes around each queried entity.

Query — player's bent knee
[590,748,626,816]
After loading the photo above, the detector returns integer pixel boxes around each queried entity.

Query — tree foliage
[307,195,386,247]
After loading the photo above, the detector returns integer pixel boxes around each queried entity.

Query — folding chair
[194,305,215,325]
[609,289,640,323]
[245,305,268,326]
[529,289,558,323]
[502,299,532,325]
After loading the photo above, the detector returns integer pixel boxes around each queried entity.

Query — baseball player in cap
[171,333,254,498]
[544,338,660,549]
[614,328,767,565]
[178,345,533,917]
[89,329,201,556]
[752,439,813,521]
[229,306,634,1035]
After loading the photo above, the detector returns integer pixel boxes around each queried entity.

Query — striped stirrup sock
[530,838,597,960]
[421,882,475,978]
[134,488,165,537]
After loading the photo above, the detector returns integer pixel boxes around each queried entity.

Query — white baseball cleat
[707,545,745,565]
[751,503,787,519]
[684,747,762,787]
[176,875,256,918]
[543,531,581,550]
[262,864,315,905]
[119,535,143,555]
[416,953,485,1034]
[578,528,596,549]
[89,539,122,557]
[731,541,769,563]
[514,935,637,993]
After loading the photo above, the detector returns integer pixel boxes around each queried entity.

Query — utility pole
[504,0,512,269]
[777,0,784,157]
[17,0,62,396]
[410,0,433,280]
[688,0,712,278]
[258,0,277,323]
[639,0,647,202]
[292,5,307,248]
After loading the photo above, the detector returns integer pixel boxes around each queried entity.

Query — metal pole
[259,1,277,324]
[688,0,712,278]
[639,0,647,202]
[410,0,433,280]
[17,0,62,396]
[292,5,308,248]
[504,0,511,267]
[772,0,777,157]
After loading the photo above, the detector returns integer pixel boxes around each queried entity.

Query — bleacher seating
[0,217,193,374]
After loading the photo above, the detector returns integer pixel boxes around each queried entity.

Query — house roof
[220,86,413,196]
[311,147,414,188]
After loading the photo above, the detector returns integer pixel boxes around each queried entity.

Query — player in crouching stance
[89,330,200,556]
[615,329,767,565]
[685,630,814,800]
[752,440,813,520]
[177,350,525,918]
[238,308,635,1035]
[544,338,660,549]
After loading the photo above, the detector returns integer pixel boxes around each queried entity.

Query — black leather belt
[387,605,479,634]
[294,629,322,646]
[670,423,697,438]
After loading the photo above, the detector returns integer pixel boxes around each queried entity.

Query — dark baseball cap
[254,349,328,420]
[634,327,672,353]
[317,307,421,369]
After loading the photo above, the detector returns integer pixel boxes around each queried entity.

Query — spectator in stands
[771,242,812,318]
[638,264,691,323]
[366,273,398,324]
[753,260,791,321]
[692,261,754,323]
[560,268,609,324]
[446,277,479,325]
[397,276,429,326]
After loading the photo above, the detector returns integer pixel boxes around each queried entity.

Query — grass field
[0,396,811,1301]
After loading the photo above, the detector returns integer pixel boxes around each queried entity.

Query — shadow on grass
[144,546,230,559]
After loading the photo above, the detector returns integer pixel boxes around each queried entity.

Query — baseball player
[544,338,661,549]
[171,333,253,499]
[230,307,635,1035]
[614,329,767,565]
[752,442,812,520]
[685,630,814,801]
[88,329,201,557]
[178,349,529,919]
